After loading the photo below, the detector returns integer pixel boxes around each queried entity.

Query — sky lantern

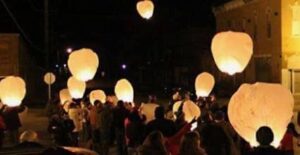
[136,0,154,19]
[195,72,215,98]
[173,100,201,123]
[89,90,106,105]
[59,88,72,105]
[291,1,300,37]
[228,82,294,147]
[67,77,86,99]
[140,103,159,123]
[211,31,253,75]
[67,48,99,82]
[0,76,26,107]
[114,79,134,103]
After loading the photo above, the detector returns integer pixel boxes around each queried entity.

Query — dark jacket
[1,105,25,130]
[250,146,284,155]
[146,118,176,137]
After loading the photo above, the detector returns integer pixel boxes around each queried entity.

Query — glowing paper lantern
[43,72,56,85]
[67,48,99,81]
[136,0,154,19]
[291,2,300,37]
[0,76,26,107]
[140,103,159,123]
[67,77,86,99]
[211,31,253,75]
[228,82,294,147]
[114,79,134,103]
[89,90,106,105]
[195,72,215,98]
[172,100,201,123]
[59,88,72,105]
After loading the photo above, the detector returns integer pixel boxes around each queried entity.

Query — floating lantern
[89,90,106,105]
[67,48,99,81]
[136,0,154,19]
[59,88,72,105]
[67,77,86,99]
[0,76,26,107]
[211,31,253,75]
[114,79,134,103]
[173,100,201,123]
[140,103,159,123]
[44,72,56,85]
[195,72,215,98]
[228,82,294,147]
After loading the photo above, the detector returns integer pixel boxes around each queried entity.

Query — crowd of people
[0,90,298,155]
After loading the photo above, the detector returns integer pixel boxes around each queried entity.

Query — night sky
[0,0,230,93]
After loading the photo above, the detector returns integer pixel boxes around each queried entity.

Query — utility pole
[44,0,51,102]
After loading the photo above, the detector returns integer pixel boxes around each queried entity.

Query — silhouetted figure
[126,110,146,148]
[146,106,176,137]
[280,123,300,155]
[1,105,25,145]
[250,126,284,155]
[138,131,169,155]
[179,131,207,155]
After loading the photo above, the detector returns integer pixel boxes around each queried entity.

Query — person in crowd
[165,118,196,155]
[138,131,169,155]
[280,122,300,155]
[126,110,146,154]
[0,104,6,148]
[168,91,181,111]
[214,111,239,143]
[174,112,188,132]
[48,114,74,146]
[146,106,176,138]
[68,101,83,146]
[198,120,236,155]
[1,104,26,145]
[250,126,284,155]
[89,100,101,150]
[80,99,91,146]
[113,100,130,155]
[179,131,207,155]
[46,95,61,120]
[97,101,114,155]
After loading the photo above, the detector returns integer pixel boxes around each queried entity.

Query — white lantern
[228,82,294,147]
[43,72,56,85]
[0,76,26,107]
[89,90,106,105]
[114,79,134,103]
[67,77,86,99]
[291,1,300,37]
[136,0,154,19]
[172,100,201,123]
[67,48,99,82]
[59,88,72,105]
[211,31,253,75]
[195,72,215,98]
[140,103,159,123]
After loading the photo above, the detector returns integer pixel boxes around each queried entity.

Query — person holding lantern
[0,103,26,146]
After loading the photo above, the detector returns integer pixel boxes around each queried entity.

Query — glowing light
[67,76,86,99]
[114,79,134,103]
[195,72,215,97]
[136,0,154,19]
[0,76,26,107]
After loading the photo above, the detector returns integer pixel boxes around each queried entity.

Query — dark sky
[0,0,230,89]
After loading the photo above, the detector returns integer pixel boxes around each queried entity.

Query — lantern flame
[89,90,106,105]
[136,0,154,19]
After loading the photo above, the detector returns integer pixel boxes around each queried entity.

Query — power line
[0,0,44,53]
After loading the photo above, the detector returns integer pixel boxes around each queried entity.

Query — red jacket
[165,123,191,155]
